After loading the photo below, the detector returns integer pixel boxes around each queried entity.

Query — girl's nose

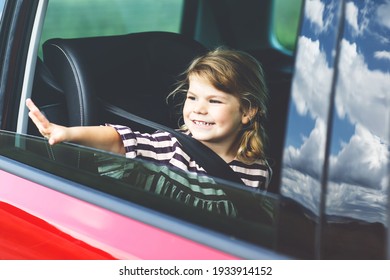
[193,100,207,114]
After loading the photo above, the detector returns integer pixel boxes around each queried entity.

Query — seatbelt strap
[100,100,245,185]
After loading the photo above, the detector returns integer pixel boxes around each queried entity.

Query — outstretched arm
[26,98,125,155]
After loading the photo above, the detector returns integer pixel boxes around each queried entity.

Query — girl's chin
[189,132,213,142]
[189,123,214,130]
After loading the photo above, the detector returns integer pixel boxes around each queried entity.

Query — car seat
[41,31,208,130]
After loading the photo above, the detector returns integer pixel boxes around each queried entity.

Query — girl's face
[183,75,251,151]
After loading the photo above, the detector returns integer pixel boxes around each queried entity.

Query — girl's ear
[241,107,258,125]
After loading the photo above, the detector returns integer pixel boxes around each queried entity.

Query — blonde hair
[168,47,268,164]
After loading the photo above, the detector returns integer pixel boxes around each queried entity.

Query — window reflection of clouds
[304,0,336,34]
[304,0,326,32]
[376,0,390,29]
[345,1,368,36]
[336,39,389,142]
[326,0,389,224]
[374,51,390,61]
[281,0,389,224]
[302,0,338,64]
[281,0,340,215]
[292,36,333,121]
[344,0,390,71]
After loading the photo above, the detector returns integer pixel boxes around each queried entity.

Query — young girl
[26,48,270,189]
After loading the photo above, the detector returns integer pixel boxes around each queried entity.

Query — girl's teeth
[195,121,211,126]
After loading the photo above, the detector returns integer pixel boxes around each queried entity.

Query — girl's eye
[187,95,196,101]
[210,99,222,104]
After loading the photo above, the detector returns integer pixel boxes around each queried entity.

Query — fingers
[25,98,40,114]
[26,98,52,138]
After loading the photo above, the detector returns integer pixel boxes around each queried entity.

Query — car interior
[28,0,298,194]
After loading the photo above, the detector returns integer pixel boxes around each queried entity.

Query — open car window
[39,0,184,57]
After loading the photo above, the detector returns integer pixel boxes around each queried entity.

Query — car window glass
[323,0,389,259]
[39,0,184,56]
[278,0,343,259]
[326,0,389,225]
[0,130,280,251]
[281,0,342,216]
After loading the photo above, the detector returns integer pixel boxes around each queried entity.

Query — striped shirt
[109,124,270,189]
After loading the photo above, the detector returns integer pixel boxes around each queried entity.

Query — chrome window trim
[16,0,48,134]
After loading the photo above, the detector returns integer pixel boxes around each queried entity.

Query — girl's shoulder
[113,125,183,144]
[229,158,269,171]
[152,129,187,144]
[229,159,270,189]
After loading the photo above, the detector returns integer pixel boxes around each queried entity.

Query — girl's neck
[185,129,239,163]
[201,141,238,163]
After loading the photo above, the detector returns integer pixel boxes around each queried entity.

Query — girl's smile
[191,120,215,127]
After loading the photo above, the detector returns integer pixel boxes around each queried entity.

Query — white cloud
[283,119,327,178]
[345,1,359,33]
[329,124,389,190]
[336,39,390,142]
[304,0,336,34]
[376,0,390,29]
[374,50,390,61]
[305,0,325,32]
[345,1,371,36]
[292,36,333,120]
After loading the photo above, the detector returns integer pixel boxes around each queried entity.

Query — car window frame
[16,0,48,134]
[0,0,43,132]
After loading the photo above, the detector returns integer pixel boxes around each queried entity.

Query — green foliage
[273,0,303,51]
[40,0,183,54]
[40,0,303,54]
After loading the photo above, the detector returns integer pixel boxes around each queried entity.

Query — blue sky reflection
[281,0,389,224]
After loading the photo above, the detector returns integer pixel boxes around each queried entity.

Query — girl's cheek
[182,105,191,120]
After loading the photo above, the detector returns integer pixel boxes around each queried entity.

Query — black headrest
[43,32,207,127]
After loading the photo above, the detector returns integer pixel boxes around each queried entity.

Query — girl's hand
[26,98,69,145]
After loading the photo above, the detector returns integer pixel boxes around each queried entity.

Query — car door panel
[0,168,241,259]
